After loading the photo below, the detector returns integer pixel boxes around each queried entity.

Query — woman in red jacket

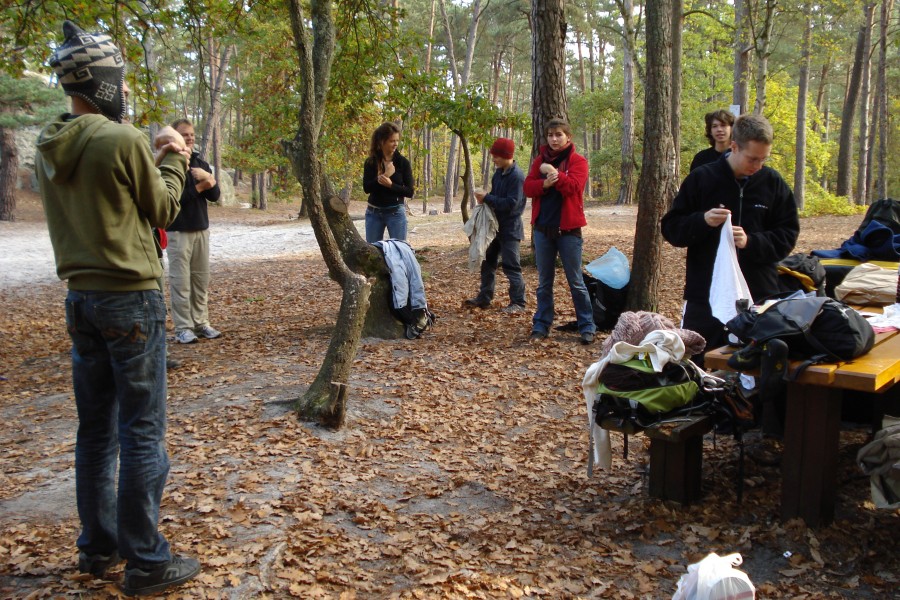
[523,118,595,344]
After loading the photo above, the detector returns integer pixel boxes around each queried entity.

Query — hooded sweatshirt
[36,113,187,291]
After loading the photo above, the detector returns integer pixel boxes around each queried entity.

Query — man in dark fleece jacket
[465,137,527,313]
[35,20,200,596]
[661,114,799,363]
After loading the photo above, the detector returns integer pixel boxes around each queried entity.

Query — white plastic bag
[585,246,630,289]
[672,553,755,600]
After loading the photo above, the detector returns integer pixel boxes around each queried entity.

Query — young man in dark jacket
[36,20,201,595]
[465,138,527,313]
[661,114,799,363]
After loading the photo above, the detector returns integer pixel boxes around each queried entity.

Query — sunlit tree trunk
[854,4,875,205]
[794,2,812,211]
[874,0,894,198]
[837,6,873,198]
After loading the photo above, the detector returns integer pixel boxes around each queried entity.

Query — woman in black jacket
[362,123,414,242]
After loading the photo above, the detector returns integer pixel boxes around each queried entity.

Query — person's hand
[382,161,396,178]
[539,163,557,176]
[704,207,731,227]
[190,167,211,182]
[733,226,748,249]
[474,188,486,204]
[153,126,189,165]
[377,174,393,187]
[543,170,559,189]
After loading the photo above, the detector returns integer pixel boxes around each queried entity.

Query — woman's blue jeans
[365,205,408,242]
[532,229,596,335]
[65,289,172,568]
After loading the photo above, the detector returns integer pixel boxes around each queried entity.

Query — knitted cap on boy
[489,138,515,159]
[48,20,126,122]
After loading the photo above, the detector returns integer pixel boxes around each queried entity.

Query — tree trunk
[576,30,592,200]
[855,4,875,205]
[812,59,831,136]
[794,3,812,211]
[752,0,776,116]
[670,0,683,182]
[616,0,636,205]
[874,0,894,199]
[732,0,750,113]
[0,126,17,222]
[836,14,870,198]
[457,132,473,224]
[629,0,677,313]
[530,0,569,156]
[258,172,268,210]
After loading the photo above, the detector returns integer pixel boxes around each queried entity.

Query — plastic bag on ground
[672,552,755,600]
[585,246,630,289]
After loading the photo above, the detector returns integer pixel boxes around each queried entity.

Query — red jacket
[523,144,588,230]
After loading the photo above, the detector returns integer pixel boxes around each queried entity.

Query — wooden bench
[601,414,715,504]
[705,310,900,527]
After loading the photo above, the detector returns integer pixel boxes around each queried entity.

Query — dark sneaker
[580,332,595,345]
[529,331,547,343]
[122,555,200,597]
[500,304,526,314]
[464,298,491,309]
[79,550,121,578]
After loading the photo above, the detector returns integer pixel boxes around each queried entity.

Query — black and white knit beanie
[48,20,126,123]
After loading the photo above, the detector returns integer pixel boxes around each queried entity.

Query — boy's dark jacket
[661,155,799,304]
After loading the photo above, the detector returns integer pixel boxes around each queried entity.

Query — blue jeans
[532,230,596,335]
[476,237,526,306]
[365,205,408,242]
[65,289,171,569]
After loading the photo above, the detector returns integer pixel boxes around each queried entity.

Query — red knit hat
[489,138,515,159]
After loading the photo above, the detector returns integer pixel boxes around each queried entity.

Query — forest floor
[0,190,897,599]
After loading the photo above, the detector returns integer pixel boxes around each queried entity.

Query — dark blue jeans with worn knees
[532,229,596,336]
[365,204,408,242]
[477,237,526,306]
[66,289,171,569]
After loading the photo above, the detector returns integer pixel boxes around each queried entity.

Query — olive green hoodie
[36,114,187,291]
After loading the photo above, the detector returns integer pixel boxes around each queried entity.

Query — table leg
[781,382,842,527]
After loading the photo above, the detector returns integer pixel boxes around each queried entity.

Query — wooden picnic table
[705,306,900,527]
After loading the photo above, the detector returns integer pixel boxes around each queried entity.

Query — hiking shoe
[195,325,221,339]
[501,304,526,314]
[727,342,762,371]
[165,357,182,370]
[580,332,595,345]
[174,329,198,344]
[529,331,547,343]
[464,297,491,309]
[79,550,121,578]
[122,555,200,597]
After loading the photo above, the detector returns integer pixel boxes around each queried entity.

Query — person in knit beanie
[465,138,528,313]
[36,20,202,596]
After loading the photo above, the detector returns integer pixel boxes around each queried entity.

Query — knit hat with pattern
[49,21,126,122]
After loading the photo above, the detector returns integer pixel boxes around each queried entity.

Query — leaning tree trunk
[628,0,677,313]
[0,126,17,222]
[287,0,380,427]
[531,0,569,156]
[456,131,473,224]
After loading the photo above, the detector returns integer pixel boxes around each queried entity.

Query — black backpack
[777,253,826,296]
[725,296,875,374]
[584,272,628,331]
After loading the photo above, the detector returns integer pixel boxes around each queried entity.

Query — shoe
[79,550,121,578]
[195,325,221,339]
[501,304,526,314]
[166,357,182,370]
[122,555,200,597]
[529,331,547,343]
[464,298,491,309]
[174,329,198,344]
[580,332,595,345]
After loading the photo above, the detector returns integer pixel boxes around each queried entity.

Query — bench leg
[648,435,704,504]
[781,382,842,527]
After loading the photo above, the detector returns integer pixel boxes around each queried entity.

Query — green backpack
[594,357,703,429]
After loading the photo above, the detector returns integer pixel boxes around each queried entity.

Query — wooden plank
[781,383,842,526]
[831,331,900,393]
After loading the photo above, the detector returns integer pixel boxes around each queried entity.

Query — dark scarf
[540,143,573,171]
